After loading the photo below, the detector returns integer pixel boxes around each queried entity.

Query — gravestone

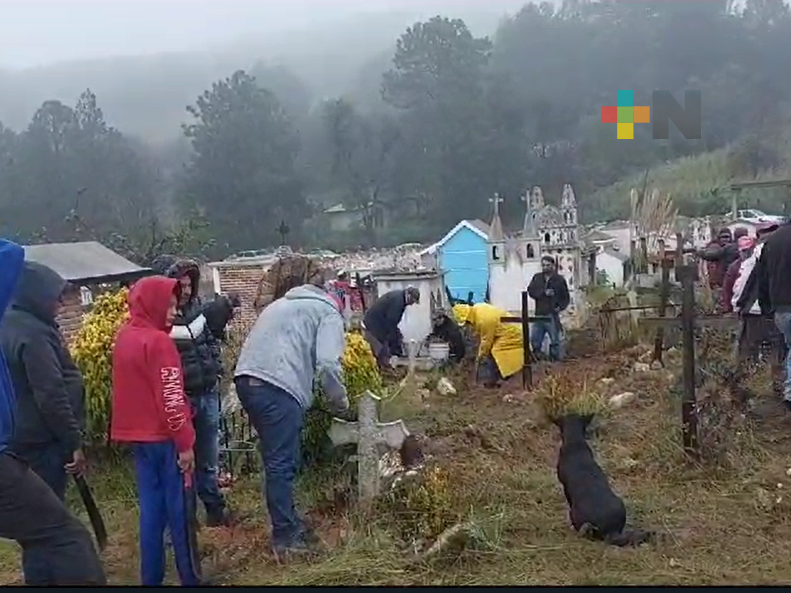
[328,390,410,504]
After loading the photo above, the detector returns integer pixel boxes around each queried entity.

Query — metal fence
[218,408,260,479]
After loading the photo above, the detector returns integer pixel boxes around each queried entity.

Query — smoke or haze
[1,0,528,68]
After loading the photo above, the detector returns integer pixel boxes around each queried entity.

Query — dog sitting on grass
[554,414,653,547]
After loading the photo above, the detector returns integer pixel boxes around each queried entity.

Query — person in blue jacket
[0,238,106,586]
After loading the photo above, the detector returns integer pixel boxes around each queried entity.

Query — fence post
[677,264,700,458]
[521,291,533,389]
[652,244,671,365]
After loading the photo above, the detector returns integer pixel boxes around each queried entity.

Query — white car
[735,209,786,224]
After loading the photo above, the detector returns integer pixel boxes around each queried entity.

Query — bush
[302,331,383,466]
[70,288,129,445]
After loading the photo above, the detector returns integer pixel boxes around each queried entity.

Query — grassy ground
[3,352,791,585]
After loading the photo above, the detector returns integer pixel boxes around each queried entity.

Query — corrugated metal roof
[23,241,150,283]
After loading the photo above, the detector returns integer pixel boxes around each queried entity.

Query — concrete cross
[489,192,503,217]
[328,390,410,503]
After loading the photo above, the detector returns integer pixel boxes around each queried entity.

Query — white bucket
[428,342,450,362]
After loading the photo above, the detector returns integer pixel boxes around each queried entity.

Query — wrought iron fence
[218,408,260,480]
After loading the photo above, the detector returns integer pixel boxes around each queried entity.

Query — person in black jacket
[699,228,745,291]
[756,221,791,410]
[363,287,420,368]
[527,255,570,361]
[166,259,236,527]
[0,262,92,584]
[428,310,466,363]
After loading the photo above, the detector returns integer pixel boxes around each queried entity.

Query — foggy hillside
[0,1,527,140]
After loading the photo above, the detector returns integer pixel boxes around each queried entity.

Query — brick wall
[215,264,267,333]
[58,289,87,345]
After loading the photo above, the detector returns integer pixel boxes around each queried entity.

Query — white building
[487,184,584,314]
[595,247,630,287]
[371,270,447,344]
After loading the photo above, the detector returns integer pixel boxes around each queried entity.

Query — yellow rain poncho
[465,303,523,378]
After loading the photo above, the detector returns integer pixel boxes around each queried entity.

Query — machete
[73,474,108,551]
[183,472,203,582]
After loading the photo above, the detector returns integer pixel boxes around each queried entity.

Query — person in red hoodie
[111,276,200,587]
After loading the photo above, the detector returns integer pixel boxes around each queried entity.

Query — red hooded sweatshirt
[111,276,195,453]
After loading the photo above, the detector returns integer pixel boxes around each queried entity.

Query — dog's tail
[604,528,655,547]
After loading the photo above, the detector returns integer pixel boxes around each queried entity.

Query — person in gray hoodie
[234,283,349,560]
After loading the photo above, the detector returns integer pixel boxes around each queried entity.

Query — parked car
[734,208,786,224]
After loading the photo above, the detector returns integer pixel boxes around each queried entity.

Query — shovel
[73,474,108,551]
[183,472,203,582]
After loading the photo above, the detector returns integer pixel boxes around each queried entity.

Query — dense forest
[1,0,790,260]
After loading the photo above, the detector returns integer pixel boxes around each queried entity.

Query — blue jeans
[189,389,225,517]
[14,440,72,584]
[132,442,201,586]
[235,376,305,549]
[530,316,563,361]
[775,312,791,401]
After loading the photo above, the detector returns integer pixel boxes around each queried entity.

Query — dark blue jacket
[0,240,25,454]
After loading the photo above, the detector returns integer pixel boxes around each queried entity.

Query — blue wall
[439,225,489,303]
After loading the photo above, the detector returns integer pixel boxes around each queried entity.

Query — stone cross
[489,193,503,217]
[328,390,410,504]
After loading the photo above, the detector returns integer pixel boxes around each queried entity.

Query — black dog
[554,414,652,547]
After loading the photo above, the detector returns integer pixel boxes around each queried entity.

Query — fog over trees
[1,0,789,259]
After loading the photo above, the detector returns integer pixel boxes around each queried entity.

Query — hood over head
[12,261,67,324]
[128,276,180,331]
[150,254,178,275]
[166,259,200,303]
[283,284,341,312]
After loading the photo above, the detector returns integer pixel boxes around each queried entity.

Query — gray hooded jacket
[234,285,348,411]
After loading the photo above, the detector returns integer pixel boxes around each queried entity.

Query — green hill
[586,142,791,223]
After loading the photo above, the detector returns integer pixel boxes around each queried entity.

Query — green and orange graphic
[600,90,650,139]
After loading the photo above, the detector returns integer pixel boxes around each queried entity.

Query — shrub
[302,331,383,466]
[70,288,129,445]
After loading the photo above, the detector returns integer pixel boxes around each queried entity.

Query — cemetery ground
[2,350,791,584]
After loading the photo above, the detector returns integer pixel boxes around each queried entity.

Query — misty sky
[1,0,528,69]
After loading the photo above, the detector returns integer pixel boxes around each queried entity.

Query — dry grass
[2,354,791,585]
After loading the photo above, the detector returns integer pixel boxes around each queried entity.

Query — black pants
[0,452,106,586]
[363,330,391,368]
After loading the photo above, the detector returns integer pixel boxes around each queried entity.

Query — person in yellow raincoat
[457,303,523,387]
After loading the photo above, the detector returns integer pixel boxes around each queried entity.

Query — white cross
[328,391,410,504]
[489,193,503,216]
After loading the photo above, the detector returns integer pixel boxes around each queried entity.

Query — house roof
[584,229,616,244]
[23,241,150,284]
[600,220,632,230]
[419,219,489,255]
[600,247,630,262]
